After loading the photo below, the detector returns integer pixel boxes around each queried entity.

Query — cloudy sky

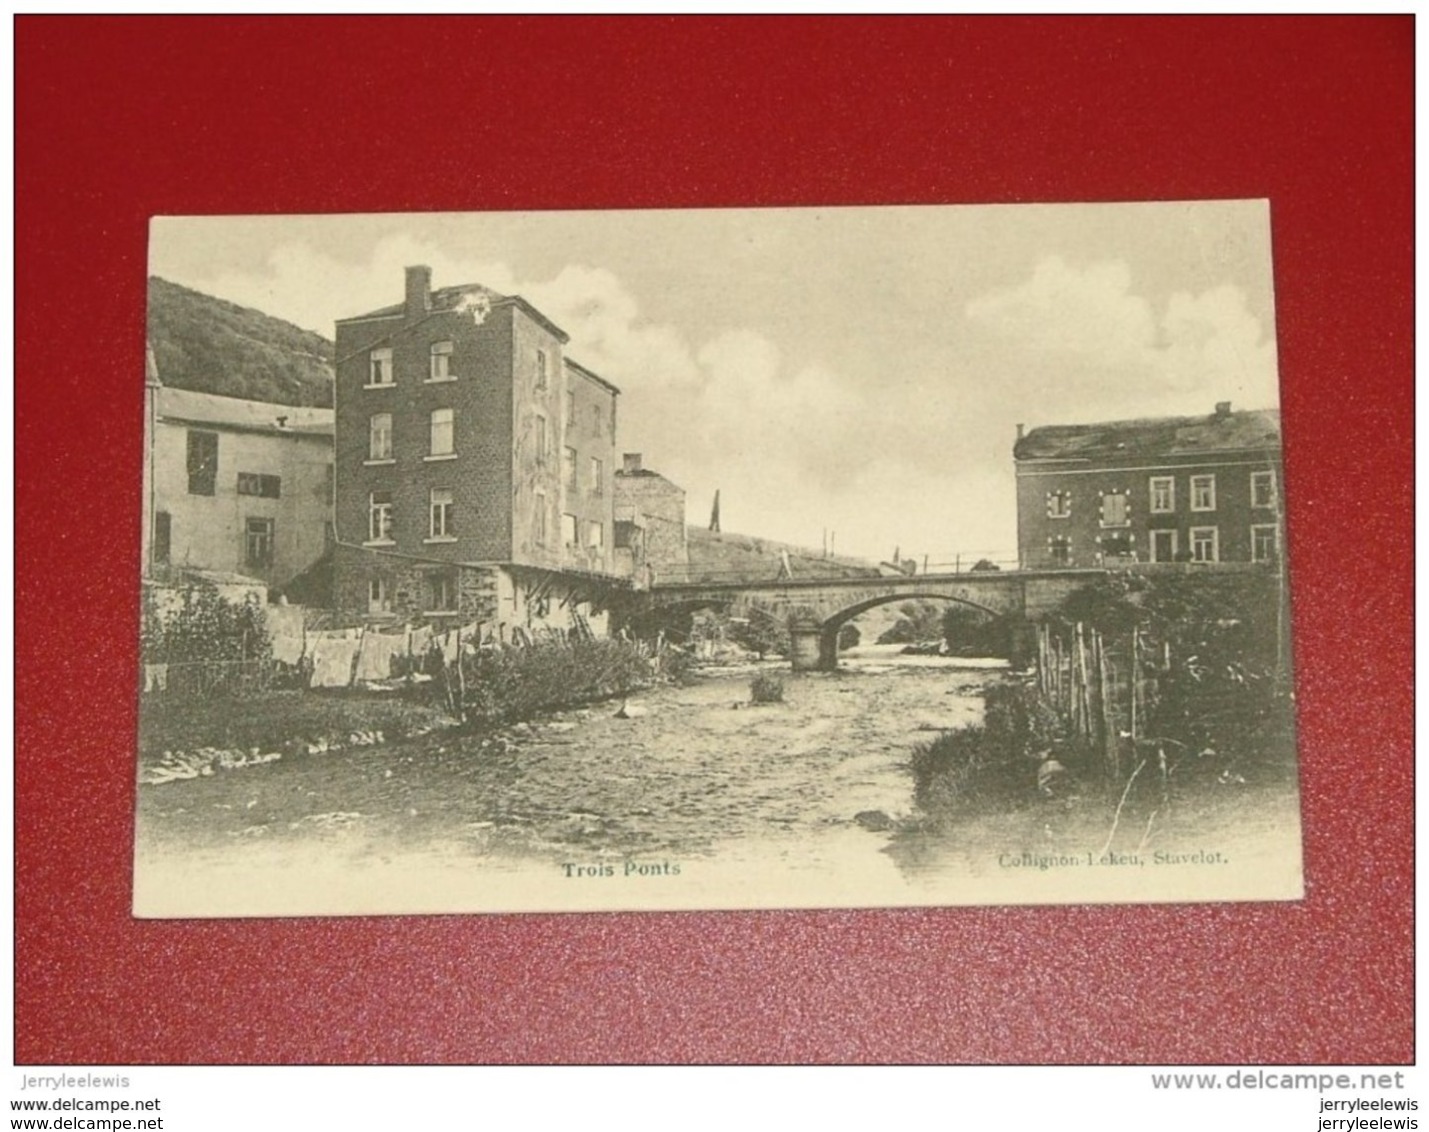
[150,201,1281,564]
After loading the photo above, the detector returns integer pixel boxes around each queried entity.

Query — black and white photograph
[135,202,1301,916]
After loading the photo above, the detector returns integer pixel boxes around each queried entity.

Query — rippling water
[139,651,1002,865]
[134,646,1301,916]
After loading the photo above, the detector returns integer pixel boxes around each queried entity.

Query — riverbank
[138,690,459,783]
[133,652,1303,917]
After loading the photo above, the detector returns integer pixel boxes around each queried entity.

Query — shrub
[728,607,786,659]
[877,600,944,645]
[141,582,273,698]
[453,639,655,725]
[142,582,270,664]
[910,681,1041,820]
[750,673,785,704]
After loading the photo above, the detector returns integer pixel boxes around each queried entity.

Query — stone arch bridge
[642,569,1108,670]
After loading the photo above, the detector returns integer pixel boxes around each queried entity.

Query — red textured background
[15,16,1413,1064]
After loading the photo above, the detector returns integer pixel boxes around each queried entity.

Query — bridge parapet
[644,569,1108,669]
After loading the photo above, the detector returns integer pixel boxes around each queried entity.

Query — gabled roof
[336,284,571,344]
[338,283,508,323]
[1015,408,1281,462]
[564,356,621,396]
[615,466,680,487]
[156,387,334,437]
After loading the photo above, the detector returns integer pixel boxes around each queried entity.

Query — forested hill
[147,277,335,407]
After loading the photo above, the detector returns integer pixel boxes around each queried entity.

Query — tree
[940,604,1010,658]
[729,606,786,659]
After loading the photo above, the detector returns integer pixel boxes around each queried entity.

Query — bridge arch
[821,591,1005,630]
[800,592,1015,671]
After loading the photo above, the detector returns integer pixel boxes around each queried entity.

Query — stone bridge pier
[788,617,837,672]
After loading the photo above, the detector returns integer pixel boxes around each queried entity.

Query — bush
[728,607,786,659]
[836,623,861,650]
[142,582,273,698]
[910,680,1042,820]
[142,582,270,664]
[877,600,944,645]
[940,604,1012,658]
[454,639,655,725]
[750,673,785,704]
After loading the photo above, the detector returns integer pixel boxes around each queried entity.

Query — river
[133,644,1302,917]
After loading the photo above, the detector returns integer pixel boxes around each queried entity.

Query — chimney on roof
[1215,401,1232,419]
[1016,423,1025,440]
[406,265,432,320]
[622,453,643,474]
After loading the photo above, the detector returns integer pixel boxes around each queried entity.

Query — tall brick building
[332,266,622,634]
[1014,403,1283,570]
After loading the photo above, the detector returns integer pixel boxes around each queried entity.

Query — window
[591,404,602,436]
[534,491,548,546]
[590,456,604,495]
[562,513,579,549]
[237,472,281,498]
[1190,526,1219,563]
[1046,490,1070,519]
[587,520,604,551]
[245,517,275,570]
[1150,529,1178,563]
[1191,474,1217,512]
[429,408,454,457]
[186,430,218,496]
[1251,471,1277,509]
[369,347,393,387]
[1048,535,1071,566]
[563,446,578,492]
[429,488,454,540]
[368,577,391,615]
[566,390,576,426]
[1100,531,1134,562]
[536,349,550,391]
[427,572,454,613]
[429,340,454,382]
[1100,491,1129,527]
[153,512,171,565]
[369,413,393,461]
[368,491,393,543]
[614,520,635,550]
[1251,524,1279,563]
[1149,476,1175,514]
[535,414,548,464]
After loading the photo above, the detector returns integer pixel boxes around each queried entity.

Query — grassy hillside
[147,277,334,407]
[685,527,878,583]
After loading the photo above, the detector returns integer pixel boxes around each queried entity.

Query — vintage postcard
[134,202,1301,917]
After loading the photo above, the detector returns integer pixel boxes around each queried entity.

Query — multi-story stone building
[612,452,689,586]
[331,266,622,634]
[142,344,335,591]
[1014,402,1283,569]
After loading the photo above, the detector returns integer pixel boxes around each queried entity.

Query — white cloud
[964,256,1279,422]
[966,257,1155,367]
[164,238,895,554]
[160,241,1276,563]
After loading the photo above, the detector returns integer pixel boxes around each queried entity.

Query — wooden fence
[1034,620,1166,782]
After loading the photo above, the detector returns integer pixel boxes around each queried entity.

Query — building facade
[1014,403,1283,570]
[332,266,622,631]
[143,362,334,591]
[612,452,689,586]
